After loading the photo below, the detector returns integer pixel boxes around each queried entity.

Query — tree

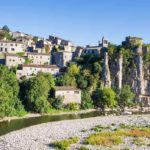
[2,25,10,32]
[68,64,80,76]
[92,88,117,110]
[56,73,77,87]
[81,91,94,109]
[118,85,135,108]
[23,75,50,112]
[50,96,64,109]
[0,65,25,117]
[45,44,50,54]
[33,36,38,43]
[20,73,55,113]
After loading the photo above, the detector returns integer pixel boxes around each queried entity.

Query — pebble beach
[0,114,150,150]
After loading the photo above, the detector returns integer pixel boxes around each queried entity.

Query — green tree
[50,96,64,109]
[0,65,25,117]
[81,91,94,109]
[2,25,10,32]
[45,44,50,54]
[20,73,55,113]
[92,88,117,110]
[118,85,135,109]
[68,64,80,76]
[33,36,38,43]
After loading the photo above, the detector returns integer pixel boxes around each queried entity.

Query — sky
[0,0,150,46]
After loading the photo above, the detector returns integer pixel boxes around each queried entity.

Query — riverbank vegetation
[2,42,147,118]
[52,137,80,150]
[49,123,150,149]
[0,63,136,118]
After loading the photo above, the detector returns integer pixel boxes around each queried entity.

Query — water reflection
[0,111,102,136]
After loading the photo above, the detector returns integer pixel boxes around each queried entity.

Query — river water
[0,111,103,136]
[0,110,149,136]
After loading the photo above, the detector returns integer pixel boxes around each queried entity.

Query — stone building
[0,41,26,53]
[16,64,59,79]
[27,53,50,65]
[83,37,108,56]
[54,51,73,68]
[5,54,25,68]
[55,86,81,105]
[73,46,84,58]
[122,36,143,47]
[16,36,33,47]
[49,36,62,45]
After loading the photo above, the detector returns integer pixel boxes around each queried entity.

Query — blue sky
[0,0,150,46]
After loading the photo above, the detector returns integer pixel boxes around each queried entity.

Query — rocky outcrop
[134,46,144,95]
[102,52,111,87]
[116,52,123,90]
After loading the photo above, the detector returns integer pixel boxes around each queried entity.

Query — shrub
[78,146,90,150]
[66,103,80,110]
[81,92,94,109]
[52,137,79,150]
[51,96,64,110]
[85,133,122,146]
[92,88,117,110]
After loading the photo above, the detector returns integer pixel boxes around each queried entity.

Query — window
[0,48,2,51]
[15,44,17,47]
[13,59,15,62]
[74,91,79,94]
[5,48,7,52]
[1,43,3,46]
[11,48,15,51]
[9,59,11,62]
[10,44,13,46]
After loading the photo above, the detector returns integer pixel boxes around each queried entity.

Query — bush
[92,88,117,110]
[81,92,94,109]
[52,137,79,150]
[66,103,80,110]
[85,132,122,146]
[51,96,64,110]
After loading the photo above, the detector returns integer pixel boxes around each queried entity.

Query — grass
[81,129,88,132]
[78,146,90,150]
[132,138,145,146]
[91,125,110,132]
[16,52,25,57]
[85,127,150,146]
[85,132,122,146]
[52,137,80,150]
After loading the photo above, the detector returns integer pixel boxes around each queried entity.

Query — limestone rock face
[134,46,144,95]
[102,52,111,88]
[116,53,123,90]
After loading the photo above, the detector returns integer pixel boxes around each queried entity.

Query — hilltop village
[0,25,150,116]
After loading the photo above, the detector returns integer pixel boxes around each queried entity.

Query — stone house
[16,64,59,79]
[35,39,52,53]
[12,31,32,39]
[5,54,25,68]
[73,46,84,58]
[55,86,81,104]
[27,53,50,65]
[122,36,143,47]
[16,36,33,47]
[54,51,73,68]
[49,35,62,45]
[0,41,26,53]
[83,37,108,56]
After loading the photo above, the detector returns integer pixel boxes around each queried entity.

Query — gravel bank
[0,115,150,150]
